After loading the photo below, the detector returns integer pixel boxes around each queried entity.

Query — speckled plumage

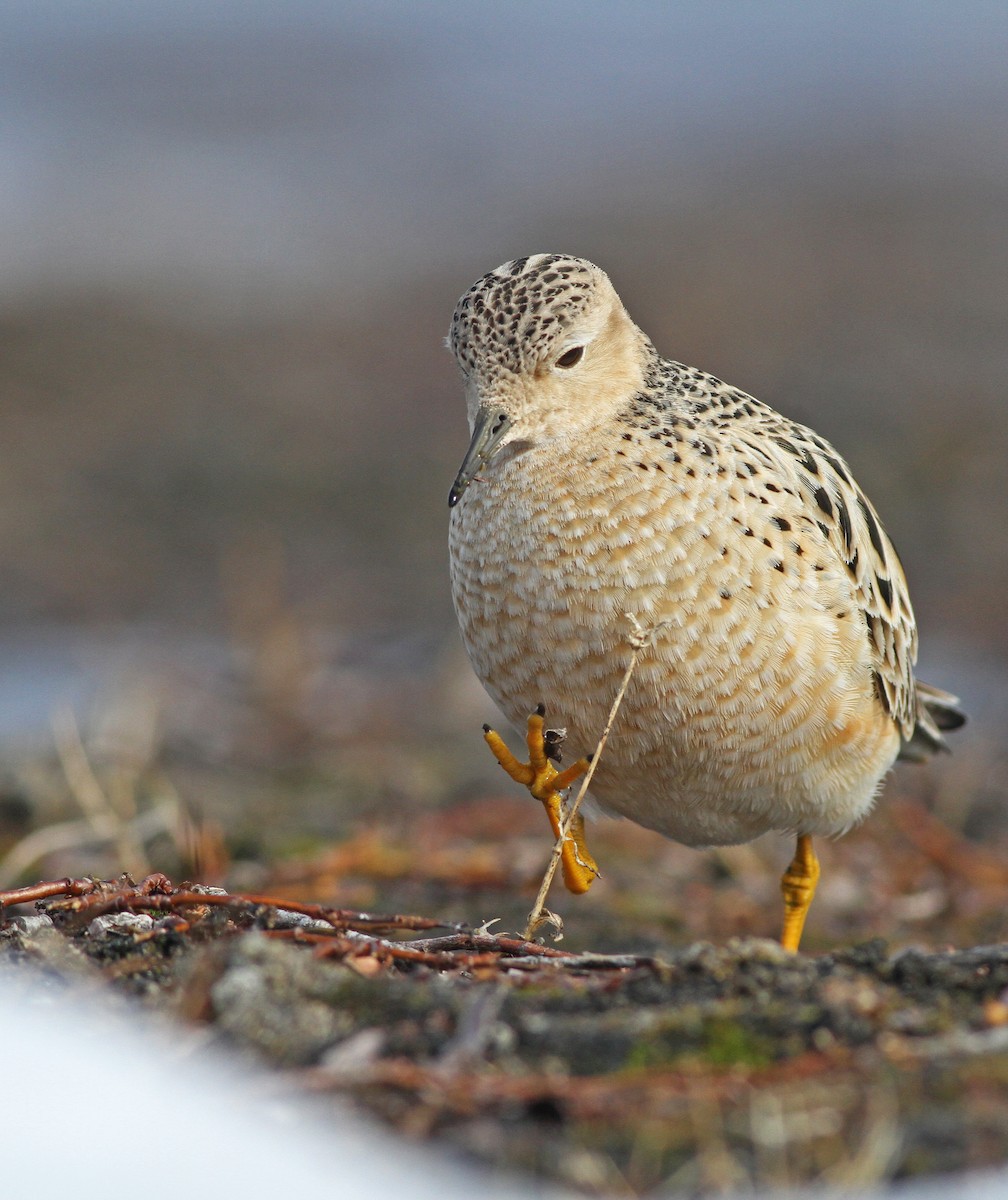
[447,254,962,851]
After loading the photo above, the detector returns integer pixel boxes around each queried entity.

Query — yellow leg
[780,834,820,953]
[483,706,599,895]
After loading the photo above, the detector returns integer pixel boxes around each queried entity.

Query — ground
[2,714,1008,1197]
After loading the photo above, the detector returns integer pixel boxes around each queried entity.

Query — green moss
[620,1008,774,1071]
[624,1038,666,1070]
[700,1015,775,1067]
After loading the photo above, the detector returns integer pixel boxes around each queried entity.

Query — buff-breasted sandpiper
[446,254,964,951]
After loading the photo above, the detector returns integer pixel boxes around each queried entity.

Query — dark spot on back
[824,453,850,483]
[836,497,853,554]
[858,495,887,559]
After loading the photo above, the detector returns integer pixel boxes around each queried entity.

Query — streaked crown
[448,254,610,378]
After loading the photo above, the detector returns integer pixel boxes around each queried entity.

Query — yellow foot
[780,834,820,953]
[483,705,599,895]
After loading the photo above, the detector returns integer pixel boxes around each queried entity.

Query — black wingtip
[932,707,967,732]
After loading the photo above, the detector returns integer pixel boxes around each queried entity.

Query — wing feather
[738,407,919,739]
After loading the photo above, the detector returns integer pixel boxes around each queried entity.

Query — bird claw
[483,707,599,895]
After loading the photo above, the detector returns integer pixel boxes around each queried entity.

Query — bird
[446,253,964,951]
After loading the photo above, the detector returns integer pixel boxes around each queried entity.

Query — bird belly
[449,446,901,848]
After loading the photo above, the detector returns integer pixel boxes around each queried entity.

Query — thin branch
[0,876,100,910]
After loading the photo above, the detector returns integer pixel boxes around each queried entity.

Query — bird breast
[448,423,901,846]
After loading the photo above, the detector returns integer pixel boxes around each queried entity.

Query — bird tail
[898,680,967,762]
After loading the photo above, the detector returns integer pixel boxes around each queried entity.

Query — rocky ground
[4,771,1008,1200]
[0,627,1006,1197]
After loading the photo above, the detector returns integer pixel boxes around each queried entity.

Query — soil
[4,868,1008,1197]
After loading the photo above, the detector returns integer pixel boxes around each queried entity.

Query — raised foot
[483,705,599,895]
[780,833,820,953]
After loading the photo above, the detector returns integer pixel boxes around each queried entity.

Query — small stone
[270,910,336,935]
[7,914,55,935]
[88,912,155,938]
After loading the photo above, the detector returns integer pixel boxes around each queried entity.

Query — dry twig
[523,616,668,940]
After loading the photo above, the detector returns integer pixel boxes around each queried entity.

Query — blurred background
[0,0,1005,949]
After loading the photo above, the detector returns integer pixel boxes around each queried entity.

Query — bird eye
[556,345,584,369]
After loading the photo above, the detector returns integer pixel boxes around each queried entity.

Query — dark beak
[448,405,513,507]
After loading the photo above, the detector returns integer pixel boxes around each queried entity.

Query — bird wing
[730,406,920,741]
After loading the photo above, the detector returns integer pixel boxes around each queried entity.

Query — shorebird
[446,254,964,951]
